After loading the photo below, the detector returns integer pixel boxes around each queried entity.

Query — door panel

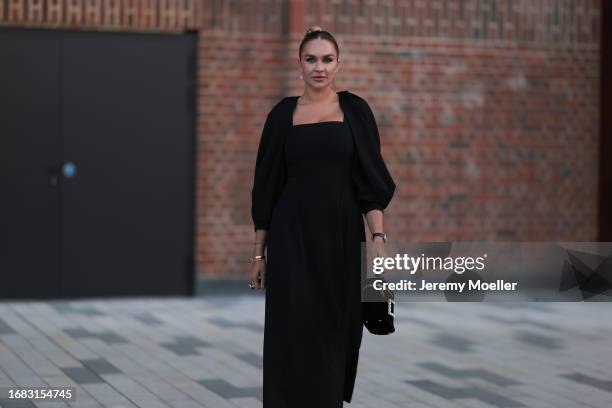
[0,29,61,299]
[61,32,196,297]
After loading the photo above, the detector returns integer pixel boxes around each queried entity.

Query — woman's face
[299,38,340,90]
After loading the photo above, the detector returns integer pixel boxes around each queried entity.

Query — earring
[299,73,303,80]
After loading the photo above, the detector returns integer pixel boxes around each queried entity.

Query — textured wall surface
[1,0,601,277]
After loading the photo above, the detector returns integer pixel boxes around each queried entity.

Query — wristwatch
[371,232,387,243]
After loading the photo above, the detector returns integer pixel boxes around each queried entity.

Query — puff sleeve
[351,99,396,214]
[251,110,287,231]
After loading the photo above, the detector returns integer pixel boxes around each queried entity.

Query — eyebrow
[304,54,336,57]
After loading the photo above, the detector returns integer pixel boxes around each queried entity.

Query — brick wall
[0,0,601,277]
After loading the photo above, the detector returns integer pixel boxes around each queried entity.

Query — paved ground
[0,294,611,408]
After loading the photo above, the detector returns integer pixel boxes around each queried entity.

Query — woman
[249,26,395,407]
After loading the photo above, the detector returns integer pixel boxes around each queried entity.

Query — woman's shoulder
[343,90,366,103]
[342,90,374,117]
[264,95,297,120]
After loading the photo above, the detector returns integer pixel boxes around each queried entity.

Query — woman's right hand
[249,259,266,289]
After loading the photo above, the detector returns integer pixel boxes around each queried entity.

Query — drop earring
[299,73,303,80]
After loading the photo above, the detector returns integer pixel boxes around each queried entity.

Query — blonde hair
[305,25,324,36]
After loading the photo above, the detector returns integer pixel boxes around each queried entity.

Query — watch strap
[371,232,387,242]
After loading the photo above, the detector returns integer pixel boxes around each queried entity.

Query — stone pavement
[0,295,611,408]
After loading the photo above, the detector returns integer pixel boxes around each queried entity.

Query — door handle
[62,161,76,179]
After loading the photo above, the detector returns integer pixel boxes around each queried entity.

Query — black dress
[263,119,365,407]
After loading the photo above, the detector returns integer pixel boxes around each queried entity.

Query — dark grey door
[0,29,196,299]
[60,32,196,298]
[0,29,62,299]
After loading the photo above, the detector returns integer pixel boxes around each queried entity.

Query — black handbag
[362,277,395,335]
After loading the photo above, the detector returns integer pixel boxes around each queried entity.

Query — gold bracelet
[250,255,266,263]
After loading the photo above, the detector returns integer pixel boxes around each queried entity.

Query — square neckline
[291,91,346,127]
[292,119,345,127]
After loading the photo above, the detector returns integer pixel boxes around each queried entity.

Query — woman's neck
[299,88,338,104]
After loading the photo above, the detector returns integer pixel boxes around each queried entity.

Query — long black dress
[263,119,365,407]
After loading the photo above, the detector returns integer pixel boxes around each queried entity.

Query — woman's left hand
[371,236,389,259]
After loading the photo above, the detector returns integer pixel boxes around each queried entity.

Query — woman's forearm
[253,229,268,257]
[364,209,384,235]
